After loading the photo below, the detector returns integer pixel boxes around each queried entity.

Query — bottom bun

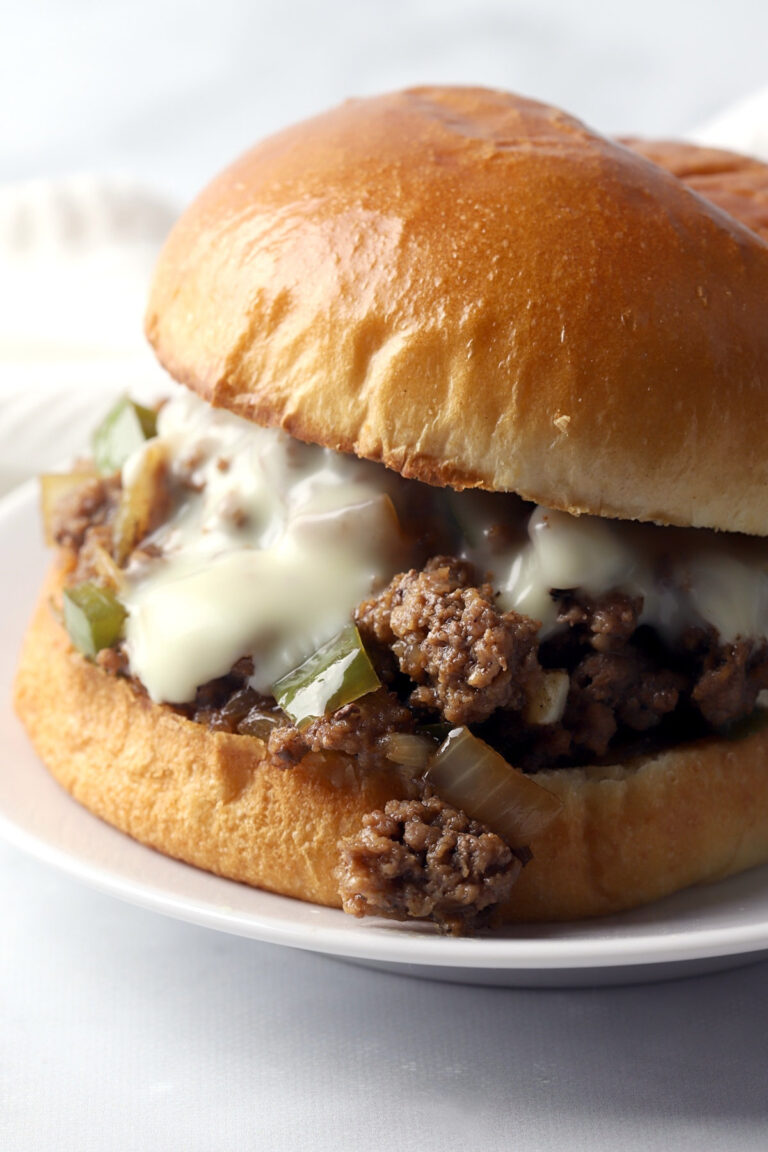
[14,564,768,923]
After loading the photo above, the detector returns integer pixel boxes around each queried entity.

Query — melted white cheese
[121,389,768,704]
[495,508,633,633]
[121,390,410,701]
[492,507,768,644]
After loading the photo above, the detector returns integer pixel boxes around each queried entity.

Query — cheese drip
[121,390,768,704]
[493,507,768,644]
[121,390,413,702]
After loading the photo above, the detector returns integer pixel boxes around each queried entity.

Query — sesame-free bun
[146,87,768,535]
[14,565,408,909]
[14,564,768,922]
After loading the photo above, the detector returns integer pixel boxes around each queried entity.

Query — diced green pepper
[273,624,380,729]
[63,582,127,658]
[91,397,157,475]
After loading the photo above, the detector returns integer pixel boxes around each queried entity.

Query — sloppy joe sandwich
[14,87,768,932]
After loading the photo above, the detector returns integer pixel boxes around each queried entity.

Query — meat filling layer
[47,406,768,931]
[58,478,768,773]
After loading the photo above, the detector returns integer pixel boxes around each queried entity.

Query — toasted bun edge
[14,563,768,923]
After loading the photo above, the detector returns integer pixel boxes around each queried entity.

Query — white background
[3,2,768,1149]
[5,0,768,199]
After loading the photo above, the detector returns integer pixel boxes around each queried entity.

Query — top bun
[146,87,768,535]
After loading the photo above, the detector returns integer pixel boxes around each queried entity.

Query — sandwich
[14,86,768,933]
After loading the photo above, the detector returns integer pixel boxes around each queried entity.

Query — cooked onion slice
[114,438,170,563]
[425,726,562,845]
[523,669,570,726]
[382,732,436,770]
[86,543,124,592]
[273,624,381,729]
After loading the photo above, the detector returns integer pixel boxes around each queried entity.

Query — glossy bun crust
[146,87,768,535]
[15,566,768,922]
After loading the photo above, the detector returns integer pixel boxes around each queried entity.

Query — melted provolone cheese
[121,389,768,704]
[121,390,411,701]
[493,507,768,644]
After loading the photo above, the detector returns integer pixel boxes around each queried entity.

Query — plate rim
[4,802,768,971]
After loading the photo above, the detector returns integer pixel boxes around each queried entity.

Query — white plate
[4,480,768,987]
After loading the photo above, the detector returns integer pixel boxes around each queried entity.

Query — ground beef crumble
[268,688,415,771]
[337,795,523,934]
[688,634,768,728]
[94,645,129,676]
[51,475,121,552]
[174,658,285,739]
[356,556,540,726]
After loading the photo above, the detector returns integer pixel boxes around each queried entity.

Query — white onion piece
[425,727,562,845]
[382,732,435,770]
[523,669,570,726]
[115,437,169,563]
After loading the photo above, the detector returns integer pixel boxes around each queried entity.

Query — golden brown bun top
[146,87,768,535]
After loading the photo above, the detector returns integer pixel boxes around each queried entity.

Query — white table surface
[4,2,768,1148]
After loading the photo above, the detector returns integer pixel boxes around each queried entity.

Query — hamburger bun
[623,137,768,241]
[14,87,768,926]
[15,562,768,921]
[146,87,768,534]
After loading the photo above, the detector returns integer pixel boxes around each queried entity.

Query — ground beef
[357,556,476,647]
[176,658,283,739]
[184,656,253,717]
[50,475,121,551]
[554,591,643,655]
[689,635,768,728]
[198,686,284,739]
[565,650,683,756]
[482,593,692,766]
[94,644,129,676]
[516,598,768,763]
[268,688,415,772]
[356,556,539,726]
[337,795,522,933]
[538,594,686,756]
[182,574,768,777]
